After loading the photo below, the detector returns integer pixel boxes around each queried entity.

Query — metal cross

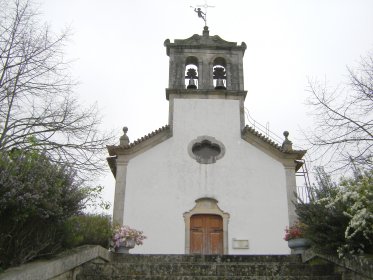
[195,0,215,26]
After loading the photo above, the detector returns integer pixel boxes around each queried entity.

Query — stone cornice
[164,34,246,56]
[106,125,171,177]
[106,156,117,177]
[241,125,306,166]
[166,89,247,101]
[107,124,306,176]
[107,125,171,157]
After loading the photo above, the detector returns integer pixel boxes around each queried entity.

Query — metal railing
[244,108,284,145]
[296,159,313,203]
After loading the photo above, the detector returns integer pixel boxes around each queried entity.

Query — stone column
[284,161,298,226]
[208,62,214,89]
[176,62,184,89]
[198,61,203,89]
[226,63,232,89]
[112,157,129,226]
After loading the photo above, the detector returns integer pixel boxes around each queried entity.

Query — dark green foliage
[296,167,348,254]
[296,198,349,254]
[0,150,88,268]
[307,257,329,266]
[296,167,373,257]
[63,214,112,248]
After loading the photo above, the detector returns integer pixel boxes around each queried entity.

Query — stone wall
[302,249,373,280]
[0,246,109,280]
[1,246,372,280]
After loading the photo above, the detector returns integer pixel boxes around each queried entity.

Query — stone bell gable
[164,26,246,91]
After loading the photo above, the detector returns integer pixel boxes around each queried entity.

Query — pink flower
[112,225,147,249]
[284,222,306,241]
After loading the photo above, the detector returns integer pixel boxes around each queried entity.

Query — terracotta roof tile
[242,125,305,154]
[124,125,170,149]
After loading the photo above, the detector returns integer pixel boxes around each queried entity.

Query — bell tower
[164,26,247,92]
[164,27,248,131]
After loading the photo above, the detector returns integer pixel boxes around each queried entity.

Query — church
[107,26,306,255]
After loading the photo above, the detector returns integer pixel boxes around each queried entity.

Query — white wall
[121,98,290,254]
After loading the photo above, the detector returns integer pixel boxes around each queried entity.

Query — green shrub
[63,214,112,248]
[296,167,373,257]
[0,150,99,268]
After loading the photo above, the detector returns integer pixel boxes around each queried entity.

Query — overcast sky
[40,0,373,212]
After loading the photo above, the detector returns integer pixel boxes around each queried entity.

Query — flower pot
[116,239,136,254]
[288,238,311,254]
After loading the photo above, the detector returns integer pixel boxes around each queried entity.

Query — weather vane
[191,0,215,26]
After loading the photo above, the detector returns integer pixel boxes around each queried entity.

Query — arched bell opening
[185,56,199,89]
[213,57,227,90]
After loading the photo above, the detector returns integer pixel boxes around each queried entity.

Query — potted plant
[112,225,146,253]
[284,222,311,254]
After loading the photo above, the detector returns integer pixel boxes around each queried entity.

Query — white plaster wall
[122,98,290,254]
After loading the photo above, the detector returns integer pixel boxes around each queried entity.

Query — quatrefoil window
[188,136,225,164]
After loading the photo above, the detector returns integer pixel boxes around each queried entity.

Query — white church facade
[107,27,306,255]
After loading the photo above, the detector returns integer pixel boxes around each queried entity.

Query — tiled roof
[126,125,170,148]
[110,124,305,154]
[106,125,171,176]
[242,125,306,155]
[106,125,171,157]
[107,124,306,177]
[242,125,281,149]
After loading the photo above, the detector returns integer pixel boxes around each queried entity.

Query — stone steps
[97,277,341,280]
[111,254,301,263]
[77,254,342,280]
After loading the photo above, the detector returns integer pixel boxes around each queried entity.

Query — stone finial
[119,127,130,147]
[282,131,293,152]
[203,26,209,37]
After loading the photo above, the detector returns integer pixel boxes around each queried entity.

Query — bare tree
[306,54,372,173]
[0,0,114,178]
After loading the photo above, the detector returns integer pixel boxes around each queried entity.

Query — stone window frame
[183,197,230,254]
[187,136,225,164]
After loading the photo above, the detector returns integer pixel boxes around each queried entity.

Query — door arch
[183,197,230,254]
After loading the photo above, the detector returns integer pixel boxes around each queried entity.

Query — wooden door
[190,214,223,254]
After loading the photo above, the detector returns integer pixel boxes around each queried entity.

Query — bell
[215,78,226,90]
[187,78,197,89]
